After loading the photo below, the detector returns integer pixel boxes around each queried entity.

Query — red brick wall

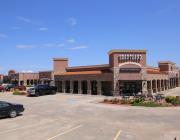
[53,58,68,74]
[109,51,147,68]
[39,71,53,80]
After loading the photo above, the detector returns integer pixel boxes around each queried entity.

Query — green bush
[13,89,20,95]
[171,99,180,106]
[132,98,144,104]
[133,101,169,107]
[13,89,27,96]
[165,96,176,103]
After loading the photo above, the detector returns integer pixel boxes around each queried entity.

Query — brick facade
[54,49,180,96]
[54,50,180,96]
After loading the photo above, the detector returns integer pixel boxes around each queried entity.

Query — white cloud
[16,43,65,49]
[0,33,7,38]
[17,16,31,23]
[68,17,77,26]
[39,27,48,31]
[67,38,76,43]
[16,45,34,49]
[70,45,88,50]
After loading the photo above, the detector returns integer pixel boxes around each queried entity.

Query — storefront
[54,50,180,96]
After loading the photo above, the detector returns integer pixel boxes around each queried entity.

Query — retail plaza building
[54,49,180,96]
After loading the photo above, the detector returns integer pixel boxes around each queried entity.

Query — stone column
[174,78,176,88]
[150,80,153,94]
[159,80,161,92]
[18,80,21,85]
[70,80,73,93]
[97,81,102,95]
[165,80,168,90]
[87,80,91,95]
[172,78,174,88]
[168,79,171,89]
[142,81,148,95]
[78,81,82,94]
[62,81,66,93]
[112,67,120,96]
[24,80,26,85]
[155,80,158,93]
[161,80,164,91]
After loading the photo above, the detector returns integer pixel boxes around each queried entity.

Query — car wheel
[9,110,17,118]
[35,91,40,97]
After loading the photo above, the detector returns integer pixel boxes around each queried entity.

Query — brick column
[78,81,82,94]
[87,80,91,95]
[97,81,102,95]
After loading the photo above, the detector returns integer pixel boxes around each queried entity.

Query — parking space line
[0,119,60,134]
[47,124,83,140]
[113,129,122,140]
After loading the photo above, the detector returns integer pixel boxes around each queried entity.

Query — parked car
[14,85,26,91]
[0,101,25,118]
[0,86,4,92]
[1,84,8,88]
[27,84,57,97]
[5,84,16,91]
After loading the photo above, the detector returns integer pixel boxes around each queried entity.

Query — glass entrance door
[120,81,142,96]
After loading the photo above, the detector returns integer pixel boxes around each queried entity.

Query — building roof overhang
[158,61,176,65]
[108,49,147,55]
[66,64,110,72]
[56,70,102,76]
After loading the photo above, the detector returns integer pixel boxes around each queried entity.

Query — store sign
[118,54,142,62]
[119,68,141,73]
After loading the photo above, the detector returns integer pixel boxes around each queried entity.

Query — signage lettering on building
[118,54,142,63]
[119,68,141,73]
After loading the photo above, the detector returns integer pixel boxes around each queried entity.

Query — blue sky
[0,0,180,74]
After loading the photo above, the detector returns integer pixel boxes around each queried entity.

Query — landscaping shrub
[132,101,169,107]
[171,98,180,106]
[13,89,20,95]
[165,96,180,106]
[132,98,144,105]
[13,89,27,96]
[165,96,176,103]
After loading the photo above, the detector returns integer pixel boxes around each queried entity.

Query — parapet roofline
[18,72,39,74]
[53,58,68,61]
[39,70,53,73]
[108,49,147,55]
[67,64,110,70]
[158,61,176,65]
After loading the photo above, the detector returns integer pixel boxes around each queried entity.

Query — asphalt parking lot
[0,92,180,140]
